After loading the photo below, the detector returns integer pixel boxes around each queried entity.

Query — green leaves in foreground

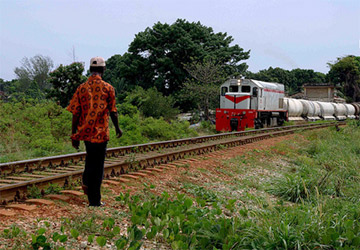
[121,191,240,249]
[116,188,360,250]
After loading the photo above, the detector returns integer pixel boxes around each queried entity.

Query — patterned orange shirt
[66,74,117,143]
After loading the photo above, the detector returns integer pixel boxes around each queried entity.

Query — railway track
[0,122,344,204]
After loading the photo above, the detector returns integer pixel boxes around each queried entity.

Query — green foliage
[267,173,314,202]
[47,62,87,108]
[104,19,250,98]
[27,183,64,199]
[124,87,179,120]
[117,102,139,117]
[182,183,218,202]
[44,183,62,195]
[0,101,74,162]
[14,54,54,91]
[96,236,107,247]
[0,79,46,102]
[107,112,197,148]
[348,119,360,128]
[328,55,360,102]
[269,126,360,203]
[27,185,42,199]
[180,58,225,116]
[2,225,22,239]
[117,192,238,249]
[0,100,201,162]
[113,187,359,249]
[199,121,217,134]
[3,123,360,250]
[246,67,326,95]
[139,117,194,141]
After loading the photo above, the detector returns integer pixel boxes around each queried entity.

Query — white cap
[90,57,106,67]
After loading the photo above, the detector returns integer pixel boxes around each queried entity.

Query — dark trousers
[83,141,107,206]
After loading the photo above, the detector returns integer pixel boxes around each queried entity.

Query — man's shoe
[89,202,105,207]
[82,185,88,195]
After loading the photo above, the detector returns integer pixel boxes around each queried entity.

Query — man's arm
[71,114,80,149]
[110,112,122,138]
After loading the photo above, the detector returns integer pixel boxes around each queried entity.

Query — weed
[27,184,42,198]
[44,183,62,195]
[182,183,218,202]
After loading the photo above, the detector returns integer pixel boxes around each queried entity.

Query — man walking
[67,57,122,206]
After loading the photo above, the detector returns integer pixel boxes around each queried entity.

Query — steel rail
[0,122,342,175]
[0,122,344,204]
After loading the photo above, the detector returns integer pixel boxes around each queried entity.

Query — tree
[124,87,179,120]
[246,67,326,95]
[105,19,250,96]
[0,79,4,92]
[47,62,87,108]
[25,81,45,100]
[291,68,326,93]
[103,54,131,102]
[327,55,360,102]
[14,55,54,91]
[0,79,25,101]
[182,59,226,120]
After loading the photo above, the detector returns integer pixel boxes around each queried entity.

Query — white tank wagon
[344,104,356,119]
[316,101,336,120]
[312,102,322,120]
[332,103,347,120]
[352,103,360,119]
[299,100,312,117]
[299,100,320,121]
[301,100,321,121]
[283,98,304,121]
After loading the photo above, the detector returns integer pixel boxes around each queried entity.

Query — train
[216,78,360,132]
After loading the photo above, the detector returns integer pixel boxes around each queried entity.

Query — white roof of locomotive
[224,79,284,91]
[249,79,285,91]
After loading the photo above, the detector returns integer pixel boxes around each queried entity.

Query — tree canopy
[246,67,326,95]
[181,59,226,120]
[14,55,54,91]
[47,62,87,108]
[104,19,250,97]
[327,55,360,102]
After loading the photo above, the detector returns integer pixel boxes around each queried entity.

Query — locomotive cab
[216,78,287,131]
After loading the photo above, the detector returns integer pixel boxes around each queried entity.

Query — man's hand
[71,114,80,150]
[110,112,122,139]
[116,128,123,138]
[72,139,80,149]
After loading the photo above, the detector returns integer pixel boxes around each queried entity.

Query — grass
[1,121,360,249]
[0,101,202,163]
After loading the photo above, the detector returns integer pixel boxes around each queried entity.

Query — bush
[124,87,179,120]
[267,173,316,202]
[116,103,139,117]
[1,100,201,162]
[0,101,74,162]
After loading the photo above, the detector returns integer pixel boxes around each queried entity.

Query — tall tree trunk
[204,97,209,121]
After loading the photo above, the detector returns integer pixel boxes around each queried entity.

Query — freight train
[216,78,359,132]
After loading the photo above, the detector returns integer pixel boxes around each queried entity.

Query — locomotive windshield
[229,86,239,92]
[241,86,251,92]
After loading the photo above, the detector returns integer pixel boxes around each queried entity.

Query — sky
[0,0,359,81]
